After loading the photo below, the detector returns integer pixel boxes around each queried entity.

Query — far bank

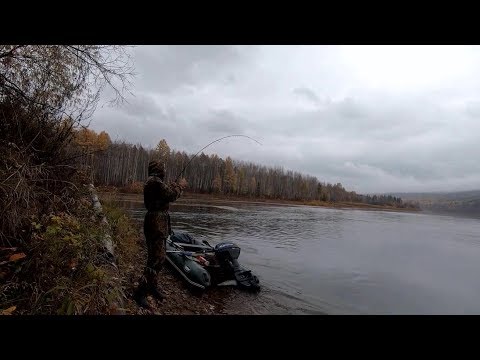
[99,186,421,213]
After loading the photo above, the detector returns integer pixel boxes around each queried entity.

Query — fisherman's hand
[177,178,188,190]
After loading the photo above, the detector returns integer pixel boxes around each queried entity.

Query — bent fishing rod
[174,134,262,182]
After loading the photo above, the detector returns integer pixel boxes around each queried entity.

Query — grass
[100,194,145,313]
[1,188,256,315]
[0,187,125,315]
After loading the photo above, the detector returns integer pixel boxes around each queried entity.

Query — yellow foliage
[73,128,111,151]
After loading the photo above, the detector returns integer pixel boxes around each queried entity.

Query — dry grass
[119,181,144,194]
[0,99,122,314]
[0,186,126,314]
[0,99,81,247]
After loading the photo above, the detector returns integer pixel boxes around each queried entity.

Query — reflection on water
[113,194,480,315]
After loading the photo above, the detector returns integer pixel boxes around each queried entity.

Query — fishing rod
[174,134,262,182]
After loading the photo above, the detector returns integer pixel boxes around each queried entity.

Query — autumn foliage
[81,138,416,208]
[0,45,132,314]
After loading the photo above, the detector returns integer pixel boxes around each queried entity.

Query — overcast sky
[91,45,480,194]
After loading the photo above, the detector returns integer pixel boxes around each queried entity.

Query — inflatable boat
[165,231,260,292]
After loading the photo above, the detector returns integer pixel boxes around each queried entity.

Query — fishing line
[174,134,262,182]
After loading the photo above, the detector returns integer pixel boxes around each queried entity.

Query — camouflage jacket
[143,176,182,212]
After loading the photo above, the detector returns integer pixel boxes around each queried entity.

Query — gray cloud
[199,109,247,134]
[132,46,253,94]
[335,97,367,118]
[465,100,480,117]
[293,87,320,105]
[91,45,480,193]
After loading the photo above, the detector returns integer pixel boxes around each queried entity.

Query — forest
[72,128,415,208]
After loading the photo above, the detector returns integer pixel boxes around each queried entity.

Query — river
[114,194,480,314]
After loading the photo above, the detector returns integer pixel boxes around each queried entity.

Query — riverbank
[100,196,257,315]
[1,186,126,315]
[0,187,255,315]
[183,193,420,212]
[99,186,420,213]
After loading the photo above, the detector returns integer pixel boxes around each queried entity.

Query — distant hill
[385,190,480,218]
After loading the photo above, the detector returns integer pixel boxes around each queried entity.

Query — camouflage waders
[135,160,182,308]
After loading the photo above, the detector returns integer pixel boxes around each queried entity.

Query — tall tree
[223,157,237,194]
[155,139,171,164]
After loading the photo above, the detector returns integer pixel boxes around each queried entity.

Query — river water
[114,194,480,315]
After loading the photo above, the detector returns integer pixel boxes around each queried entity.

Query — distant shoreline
[100,186,420,213]
[182,193,420,212]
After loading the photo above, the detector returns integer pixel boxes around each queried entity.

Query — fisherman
[134,160,187,308]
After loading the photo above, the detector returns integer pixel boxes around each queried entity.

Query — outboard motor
[214,242,260,292]
[214,242,241,261]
